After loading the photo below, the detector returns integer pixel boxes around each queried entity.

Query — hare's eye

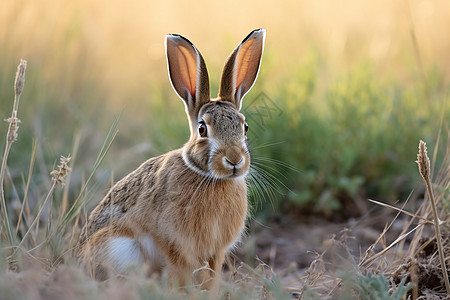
[244,122,248,135]
[198,122,207,137]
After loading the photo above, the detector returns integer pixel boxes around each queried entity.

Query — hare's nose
[225,157,243,167]
[225,146,243,166]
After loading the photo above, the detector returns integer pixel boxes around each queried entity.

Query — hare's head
[165,29,265,179]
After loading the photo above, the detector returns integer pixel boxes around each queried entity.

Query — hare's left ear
[165,34,210,133]
[219,29,265,110]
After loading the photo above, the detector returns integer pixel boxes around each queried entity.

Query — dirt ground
[238,209,409,290]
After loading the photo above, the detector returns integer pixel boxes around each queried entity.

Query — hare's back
[81,154,169,242]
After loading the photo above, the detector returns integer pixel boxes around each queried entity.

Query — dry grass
[416,140,450,293]
[1,60,450,298]
[298,138,450,298]
[0,59,27,249]
[2,1,450,298]
[0,60,292,300]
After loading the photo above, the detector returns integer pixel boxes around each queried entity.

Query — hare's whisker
[252,161,290,180]
[252,157,298,171]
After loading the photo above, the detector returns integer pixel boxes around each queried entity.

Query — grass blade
[51,109,123,239]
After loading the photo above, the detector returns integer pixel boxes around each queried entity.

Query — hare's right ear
[165,34,210,131]
[219,29,265,110]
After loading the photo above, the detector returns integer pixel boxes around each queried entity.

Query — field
[1,0,450,298]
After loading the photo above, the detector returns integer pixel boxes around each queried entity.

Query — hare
[77,29,265,290]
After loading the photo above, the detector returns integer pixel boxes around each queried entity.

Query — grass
[2,0,450,214]
[247,61,450,215]
[1,0,450,298]
[0,60,294,299]
[416,140,450,293]
[282,140,450,298]
[0,59,26,249]
[1,58,450,299]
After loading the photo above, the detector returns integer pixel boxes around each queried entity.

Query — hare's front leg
[165,250,225,291]
[165,250,192,288]
[199,251,225,291]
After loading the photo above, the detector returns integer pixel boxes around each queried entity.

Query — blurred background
[1,0,450,220]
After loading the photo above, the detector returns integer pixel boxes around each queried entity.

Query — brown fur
[77,29,265,290]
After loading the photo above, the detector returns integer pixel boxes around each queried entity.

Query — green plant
[245,60,449,215]
[355,272,412,300]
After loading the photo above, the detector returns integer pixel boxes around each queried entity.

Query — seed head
[50,155,72,186]
[5,117,21,143]
[5,59,27,144]
[14,59,27,97]
[416,140,431,180]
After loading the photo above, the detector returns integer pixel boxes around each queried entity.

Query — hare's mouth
[222,156,245,170]
[216,167,249,179]
[228,170,248,179]
[222,151,247,176]
[205,145,250,179]
[210,155,249,179]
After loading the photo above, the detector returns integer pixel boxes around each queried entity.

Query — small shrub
[355,272,412,300]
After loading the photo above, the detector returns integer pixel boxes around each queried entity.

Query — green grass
[1,0,450,216]
[1,49,449,217]
[1,52,448,298]
[1,1,450,298]
[246,58,449,215]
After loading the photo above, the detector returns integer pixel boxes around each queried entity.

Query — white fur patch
[108,237,142,272]
[236,157,245,169]
[182,149,209,176]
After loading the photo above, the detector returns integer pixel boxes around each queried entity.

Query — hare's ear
[165,34,210,127]
[219,29,265,110]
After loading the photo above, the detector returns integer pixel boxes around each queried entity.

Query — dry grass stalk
[15,140,38,237]
[9,155,71,263]
[359,194,421,268]
[367,198,431,224]
[416,140,450,294]
[48,155,72,236]
[1,59,27,248]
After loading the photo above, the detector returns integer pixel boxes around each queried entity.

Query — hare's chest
[164,179,248,262]
[180,205,246,264]
[196,187,248,253]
